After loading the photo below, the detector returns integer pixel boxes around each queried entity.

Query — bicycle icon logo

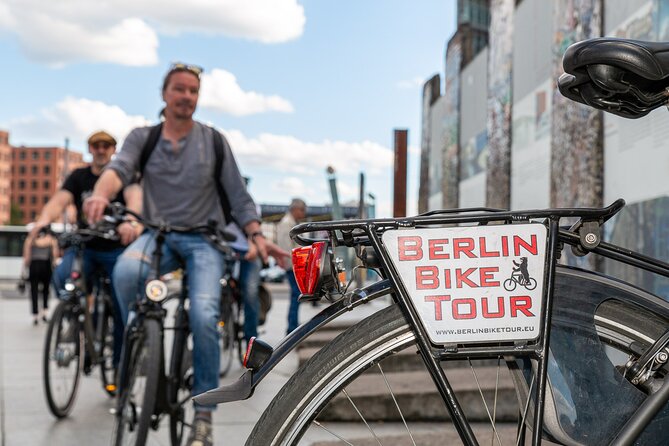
[504,257,538,291]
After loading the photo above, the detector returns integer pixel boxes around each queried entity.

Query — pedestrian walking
[22,226,58,325]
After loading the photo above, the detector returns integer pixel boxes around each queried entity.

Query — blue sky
[0,0,456,217]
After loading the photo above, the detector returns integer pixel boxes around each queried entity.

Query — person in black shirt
[31,130,142,366]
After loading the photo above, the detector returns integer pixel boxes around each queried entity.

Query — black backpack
[138,123,235,225]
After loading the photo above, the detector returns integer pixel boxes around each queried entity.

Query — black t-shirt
[62,166,127,251]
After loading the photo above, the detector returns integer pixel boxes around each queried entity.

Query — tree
[9,202,23,225]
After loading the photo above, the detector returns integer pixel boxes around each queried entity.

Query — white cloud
[396,76,425,89]
[222,130,394,177]
[274,177,306,195]
[200,69,294,116]
[7,97,150,150]
[0,0,305,66]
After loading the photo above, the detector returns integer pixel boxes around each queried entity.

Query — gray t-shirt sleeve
[106,127,149,186]
[218,131,260,229]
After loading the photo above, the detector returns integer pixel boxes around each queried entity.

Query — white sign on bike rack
[382,223,547,344]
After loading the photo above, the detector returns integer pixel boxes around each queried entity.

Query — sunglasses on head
[169,62,204,78]
[91,142,113,150]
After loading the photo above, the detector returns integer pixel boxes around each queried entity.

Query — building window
[31,211,37,220]
[44,151,51,160]
[31,180,37,189]
[31,165,38,174]
[19,151,26,160]
[18,195,24,204]
[32,151,39,160]
[43,196,49,204]
[43,180,50,190]
[19,165,25,174]
[18,180,25,190]
[44,165,50,175]
[30,195,37,204]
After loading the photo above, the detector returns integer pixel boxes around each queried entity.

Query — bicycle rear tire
[112,318,161,446]
[247,269,669,445]
[43,299,84,418]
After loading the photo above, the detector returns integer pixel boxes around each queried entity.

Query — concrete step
[316,368,517,423]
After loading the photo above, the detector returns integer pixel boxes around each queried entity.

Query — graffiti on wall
[486,0,514,210]
[419,75,440,214]
[441,37,462,209]
[551,0,603,211]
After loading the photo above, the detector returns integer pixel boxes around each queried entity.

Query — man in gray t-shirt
[85,63,286,446]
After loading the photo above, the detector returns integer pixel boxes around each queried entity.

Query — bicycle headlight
[145,279,168,302]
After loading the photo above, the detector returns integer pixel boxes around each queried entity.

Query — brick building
[0,131,11,224]
[10,144,85,224]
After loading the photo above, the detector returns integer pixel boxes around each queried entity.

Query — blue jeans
[54,247,126,366]
[112,231,224,411]
[286,270,301,334]
[236,250,261,342]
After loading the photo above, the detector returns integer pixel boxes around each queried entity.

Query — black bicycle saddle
[558,38,669,118]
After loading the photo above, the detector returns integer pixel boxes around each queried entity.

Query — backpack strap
[211,129,236,226]
[139,123,164,177]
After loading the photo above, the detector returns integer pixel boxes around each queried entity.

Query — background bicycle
[42,226,119,418]
[218,249,273,377]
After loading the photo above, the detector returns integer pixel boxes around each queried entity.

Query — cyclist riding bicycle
[31,130,143,368]
[84,63,287,446]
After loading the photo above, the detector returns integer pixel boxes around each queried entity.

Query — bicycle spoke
[342,389,383,446]
[516,375,535,446]
[469,359,504,446]
[313,421,355,446]
[492,358,500,446]
[377,363,417,446]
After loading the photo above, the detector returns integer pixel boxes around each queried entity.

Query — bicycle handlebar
[106,203,238,252]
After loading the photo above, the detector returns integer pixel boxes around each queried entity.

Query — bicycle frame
[195,199,669,445]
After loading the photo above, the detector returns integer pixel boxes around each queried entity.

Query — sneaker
[186,416,213,446]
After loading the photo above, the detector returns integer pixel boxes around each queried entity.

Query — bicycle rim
[113,319,161,446]
[43,300,83,418]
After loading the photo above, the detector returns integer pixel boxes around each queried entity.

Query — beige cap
[87,130,117,146]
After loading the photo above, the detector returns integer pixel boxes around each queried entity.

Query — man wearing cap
[32,130,143,368]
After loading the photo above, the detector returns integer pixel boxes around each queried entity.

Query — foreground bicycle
[43,226,119,418]
[195,38,669,445]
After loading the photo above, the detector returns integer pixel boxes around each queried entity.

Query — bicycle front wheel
[112,318,161,446]
[43,299,84,418]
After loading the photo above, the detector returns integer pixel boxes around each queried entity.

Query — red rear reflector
[243,337,255,368]
[292,241,326,295]
[70,271,81,280]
